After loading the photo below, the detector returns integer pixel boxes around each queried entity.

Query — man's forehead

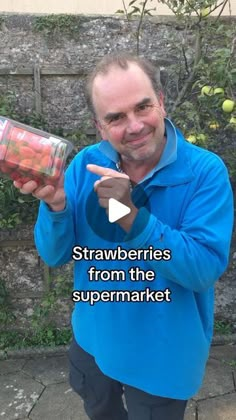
[91,62,158,117]
[93,62,149,88]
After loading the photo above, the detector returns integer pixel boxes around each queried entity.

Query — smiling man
[15,52,233,420]
[92,63,166,168]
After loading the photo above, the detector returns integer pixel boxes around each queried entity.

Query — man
[14,53,233,420]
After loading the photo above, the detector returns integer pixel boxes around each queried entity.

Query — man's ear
[94,118,106,140]
[158,91,167,118]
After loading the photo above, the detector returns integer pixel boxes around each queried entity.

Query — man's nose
[126,115,144,134]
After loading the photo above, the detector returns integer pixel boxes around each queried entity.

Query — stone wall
[1,224,235,332]
[0,13,216,131]
[0,224,73,331]
[0,13,235,333]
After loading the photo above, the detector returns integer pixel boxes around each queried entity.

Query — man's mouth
[126,131,152,145]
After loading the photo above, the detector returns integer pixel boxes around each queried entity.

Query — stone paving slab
[210,344,236,369]
[193,357,235,400]
[29,382,89,420]
[0,371,44,419]
[22,355,68,386]
[198,393,236,420]
[184,400,197,419]
[0,359,26,375]
[0,344,235,419]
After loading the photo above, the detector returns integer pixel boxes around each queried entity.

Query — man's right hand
[13,175,66,212]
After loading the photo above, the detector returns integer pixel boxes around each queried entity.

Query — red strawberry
[30,139,44,153]
[19,146,36,159]
[41,144,53,157]
[5,150,20,168]
[8,127,26,142]
[9,171,21,181]
[19,159,33,171]
[7,140,20,154]
[31,163,43,177]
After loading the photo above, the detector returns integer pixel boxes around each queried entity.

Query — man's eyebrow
[103,97,153,122]
[135,97,152,108]
[104,111,124,122]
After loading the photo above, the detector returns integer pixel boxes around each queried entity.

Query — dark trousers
[68,337,188,420]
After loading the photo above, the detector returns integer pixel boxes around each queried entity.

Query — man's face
[92,63,167,165]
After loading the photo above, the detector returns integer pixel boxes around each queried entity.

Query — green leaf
[144,7,156,15]
[128,0,138,6]
[131,5,141,13]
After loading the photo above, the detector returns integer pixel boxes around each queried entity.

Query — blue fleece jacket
[34,119,233,400]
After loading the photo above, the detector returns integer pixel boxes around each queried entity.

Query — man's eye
[110,115,123,123]
[137,104,153,111]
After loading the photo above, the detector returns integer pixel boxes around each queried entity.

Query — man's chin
[124,149,156,163]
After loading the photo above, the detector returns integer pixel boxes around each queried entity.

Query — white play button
[108,198,131,223]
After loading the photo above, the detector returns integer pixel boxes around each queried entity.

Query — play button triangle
[108,198,131,223]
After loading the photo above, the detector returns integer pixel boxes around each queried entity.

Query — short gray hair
[85,52,162,116]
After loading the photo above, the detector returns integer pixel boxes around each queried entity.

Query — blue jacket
[34,119,234,399]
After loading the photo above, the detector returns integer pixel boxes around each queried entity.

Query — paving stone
[184,399,197,419]
[30,382,89,420]
[1,345,236,419]
[22,355,69,386]
[210,344,236,369]
[198,393,236,420]
[0,359,26,375]
[193,358,235,400]
[0,371,44,419]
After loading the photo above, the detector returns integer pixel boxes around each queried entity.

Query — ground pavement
[0,342,236,420]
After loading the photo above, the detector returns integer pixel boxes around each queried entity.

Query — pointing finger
[94,176,112,191]
[87,164,129,179]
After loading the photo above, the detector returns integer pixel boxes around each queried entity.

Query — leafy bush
[117,0,236,173]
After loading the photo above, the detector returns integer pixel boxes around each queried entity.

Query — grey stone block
[23,355,69,386]
[0,358,26,375]
[0,371,44,419]
[0,247,44,293]
[184,400,197,419]
[30,382,89,420]
[193,358,235,400]
[198,393,236,420]
[210,344,236,369]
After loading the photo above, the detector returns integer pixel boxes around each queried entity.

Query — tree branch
[170,27,202,114]
[215,0,229,23]
[136,0,149,55]
[122,0,129,17]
